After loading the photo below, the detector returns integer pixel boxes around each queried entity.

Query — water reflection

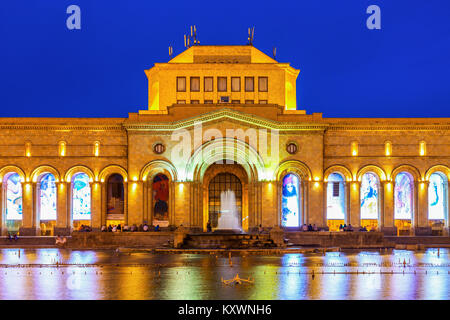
[0,248,448,300]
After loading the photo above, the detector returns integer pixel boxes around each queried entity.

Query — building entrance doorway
[208,173,242,230]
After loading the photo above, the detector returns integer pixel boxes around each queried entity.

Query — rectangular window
[177,77,186,92]
[231,100,240,104]
[245,100,254,104]
[204,77,213,92]
[245,77,254,92]
[217,77,227,92]
[333,182,340,197]
[258,77,268,92]
[204,100,213,104]
[177,100,186,104]
[191,100,199,104]
[220,96,230,103]
[190,77,200,92]
[231,77,241,92]
[259,100,268,104]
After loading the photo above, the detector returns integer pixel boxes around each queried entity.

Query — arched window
[360,172,380,226]
[72,173,91,230]
[58,141,66,157]
[152,174,169,227]
[394,172,414,234]
[419,141,426,156]
[281,174,300,227]
[93,141,100,157]
[5,173,23,233]
[428,172,448,226]
[326,173,345,231]
[385,141,392,156]
[351,141,358,156]
[106,174,124,225]
[38,173,57,236]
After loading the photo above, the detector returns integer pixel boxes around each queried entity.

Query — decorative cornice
[124,108,329,132]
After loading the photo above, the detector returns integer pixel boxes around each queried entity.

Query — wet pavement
[0,248,448,299]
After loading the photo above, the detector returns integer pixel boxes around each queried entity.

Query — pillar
[417,181,429,228]
[127,180,143,226]
[19,182,37,236]
[308,180,324,227]
[349,181,360,227]
[54,182,70,235]
[261,181,276,227]
[381,181,395,235]
[91,182,102,230]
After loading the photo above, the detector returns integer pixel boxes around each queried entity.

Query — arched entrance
[202,163,248,232]
[208,172,242,230]
[106,174,125,226]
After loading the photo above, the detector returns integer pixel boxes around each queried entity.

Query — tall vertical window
[190,77,200,92]
[428,172,447,221]
[360,172,379,220]
[385,141,392,156]
[39,173,57,220]
[107,174,124,217]
[245,77,254,92]
[281,174,300,227]
[25,142,31,157]
[204,77,213,92]
[59,141,66,157]
[231,77,241,92]
[327,173,345,220]
[258,77,268,92]
[217,77,227,92]
[394,172,413,220]
[5,173,23,233]
[420,141,426,156]
[176,77,186,92]
[93,141,100,157]
[351,141,358,156]
[72,173,91,227]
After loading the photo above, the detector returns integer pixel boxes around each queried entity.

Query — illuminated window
[231,77,241,92]
[385,141,392,156]
[420,141,426,156]
[281,174,300,227]
[176,77,186,92]
[394,172,413,220]
[327,173,345,221]
[72,173,91,228]
[245,77,254,92]
[360,172,379,220]
[190,77,200,92]
[258,77,268,92]
[217,77,227,92]
[259,100,268,104]
[5,173,23,233]
[204,77,213,92]
[191,100,199,104]
[351,141,358,156]
[93,141,100,157]
[245,100,254,104]
[25,142,31,157]
[58,141,66,157]
[208,173,242,229]
[39,173,57,221]
[231,100,240,104]
[428,172,447,222]
[152,174,169,227]
[177,100,186,104]
[204,100,213,104]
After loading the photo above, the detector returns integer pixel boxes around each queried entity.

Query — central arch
[202,163,249,232]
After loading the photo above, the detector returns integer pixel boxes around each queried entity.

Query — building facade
[1,45,449,236]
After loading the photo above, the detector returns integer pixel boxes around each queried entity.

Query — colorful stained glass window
[360,172,379,219]
[153,174,170,227]
[327,173,345,220]
[6,173,22,220]
[428,172,447,220]
[282,174,300,227]
[72,173,91,220]
[40,173,57,220]
[395,172,413,219]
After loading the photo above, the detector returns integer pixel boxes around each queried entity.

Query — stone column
[91,182,102,230]
[349,181,360,227]
[127,180,144,226]
[20,182,37,236]
[0,182,4,235]
[308,180,324,227]
[345,182,351,225]
[417,181,429,229]
[55,182,70,235]
[381,181,395,235]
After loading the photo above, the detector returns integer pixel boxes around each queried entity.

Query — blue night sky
[0,0,449,118]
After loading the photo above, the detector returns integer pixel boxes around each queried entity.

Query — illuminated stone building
[0,45,449,236]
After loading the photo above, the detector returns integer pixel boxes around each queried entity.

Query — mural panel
[282,174,300,227]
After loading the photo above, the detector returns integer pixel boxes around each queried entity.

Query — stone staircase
[182,233,276,249]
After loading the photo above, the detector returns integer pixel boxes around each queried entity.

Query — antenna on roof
[184,25,199,48]
[169,45,173,59]
[247,27,255,45]
[272,47,276,59]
